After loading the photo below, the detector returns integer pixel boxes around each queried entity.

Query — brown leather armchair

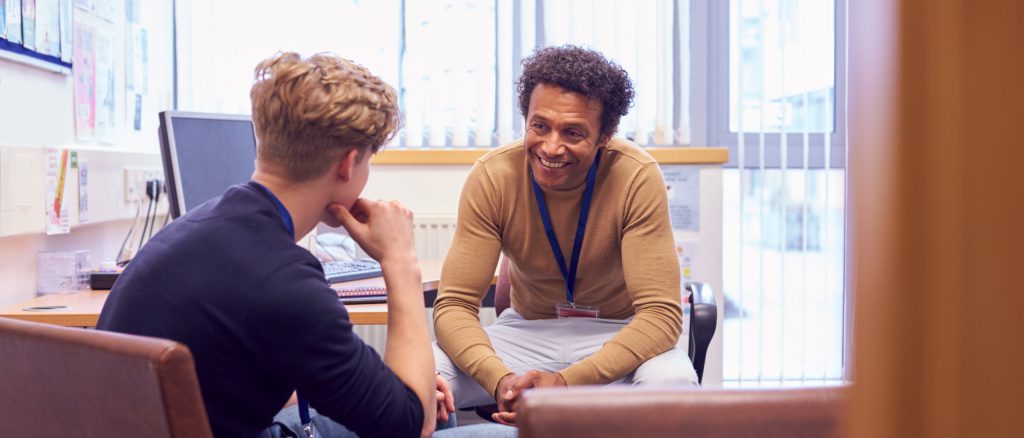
[0,317,212,437]
[517,385,848,438]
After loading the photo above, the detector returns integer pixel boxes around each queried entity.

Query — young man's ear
[335,148,361,182]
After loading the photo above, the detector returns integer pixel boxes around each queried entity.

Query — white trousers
[434,308,699,409]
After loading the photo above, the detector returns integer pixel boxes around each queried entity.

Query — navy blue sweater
[97,182,422,438]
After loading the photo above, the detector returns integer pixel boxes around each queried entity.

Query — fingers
[435,375,455,414]
[436,390,449,423]
[442,387,455,414]
[492,411,517,426]
[508,370,543,402]
[328,203,368,239]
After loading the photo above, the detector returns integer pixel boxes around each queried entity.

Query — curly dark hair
[517,45,635,140]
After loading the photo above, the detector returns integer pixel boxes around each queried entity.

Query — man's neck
[251,171,322,242]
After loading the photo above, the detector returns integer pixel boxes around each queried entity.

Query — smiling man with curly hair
[434,45,699,425]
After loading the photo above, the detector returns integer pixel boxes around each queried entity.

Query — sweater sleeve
[245,261,424,438]
[433,162,509,398]
[558,163,683,385]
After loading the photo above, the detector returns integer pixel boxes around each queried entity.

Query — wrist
[554,371,568,387]
[494,373,515,400]
[379,252,419,272]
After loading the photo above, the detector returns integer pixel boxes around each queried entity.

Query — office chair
[0,317,212,437]
[518,385,848,438]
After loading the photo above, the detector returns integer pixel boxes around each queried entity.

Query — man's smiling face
[524,83,607,191]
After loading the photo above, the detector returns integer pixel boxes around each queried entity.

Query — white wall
[0,0,174,305]
[0,144,167,305]
[0,75,168,305]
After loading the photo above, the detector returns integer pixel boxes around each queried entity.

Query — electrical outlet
[125,167,165,202]
[124,168,138,202]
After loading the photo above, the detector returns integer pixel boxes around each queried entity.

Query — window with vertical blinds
[715,0,847,387]
[176,0,688,148]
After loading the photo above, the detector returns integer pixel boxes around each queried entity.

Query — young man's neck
[251,170,325,242]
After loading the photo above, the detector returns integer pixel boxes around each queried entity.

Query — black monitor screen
[159,112,257,218]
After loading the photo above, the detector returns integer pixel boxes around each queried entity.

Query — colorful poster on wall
[72,21,96,140]
[45,148,71,235]
[5,0,22,44]
[21,0,35,50]
[59,0,72,62]
[35,0,59,56]
[95,32,115,142]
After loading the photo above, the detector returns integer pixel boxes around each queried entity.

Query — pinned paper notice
[663,166,700,232]
[45,148,70,235]
[78,159,89,224]
[675,237,699,282]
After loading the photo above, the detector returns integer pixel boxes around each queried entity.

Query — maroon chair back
[519,385,848,438]
[0,317,212,438]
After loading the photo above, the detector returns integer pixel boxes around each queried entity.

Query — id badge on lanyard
[556,302,600,318]
[531,153,602,319]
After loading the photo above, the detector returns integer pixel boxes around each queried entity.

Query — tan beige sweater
[433,138,682,397]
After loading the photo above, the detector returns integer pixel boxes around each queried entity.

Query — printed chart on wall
[72,20,95,140]
[664,166,701,283]
[664,167,700,232]
[67,0,151,142]
[45,148,72,235]
[0,0,73,65]
[4,0,165,151]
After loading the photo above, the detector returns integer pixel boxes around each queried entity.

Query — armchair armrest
[685,281,718,382]
[518,385,848,438]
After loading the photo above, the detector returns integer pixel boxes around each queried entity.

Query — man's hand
[492,371,567,425]
[329,199,417,267]
[435,374,456,423]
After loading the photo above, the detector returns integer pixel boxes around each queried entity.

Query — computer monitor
[158,111,257,218]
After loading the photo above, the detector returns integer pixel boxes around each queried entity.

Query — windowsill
[370,147,729,165]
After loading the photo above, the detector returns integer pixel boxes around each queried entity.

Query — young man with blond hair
[98,53,513,438]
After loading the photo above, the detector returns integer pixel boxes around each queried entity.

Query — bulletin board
[0,0,173,151]
[0,0,73,72]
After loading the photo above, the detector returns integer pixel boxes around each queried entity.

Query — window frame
[703,0,847,169]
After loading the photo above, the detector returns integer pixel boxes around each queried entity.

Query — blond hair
[250,52,402,182]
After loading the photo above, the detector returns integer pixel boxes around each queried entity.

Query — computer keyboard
[321,259,384,284]
[335,286,388,304]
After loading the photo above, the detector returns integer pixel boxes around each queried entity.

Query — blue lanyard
[530,152,601,305]
[252,182,315,433]
[252,182,295,239]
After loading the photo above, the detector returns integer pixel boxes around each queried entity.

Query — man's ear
[335,148,360,182]
[596,133,612,148]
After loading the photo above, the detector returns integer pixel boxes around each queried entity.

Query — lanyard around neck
[252,182,315,433]
[252,182,295,239]
[530,152,601,305]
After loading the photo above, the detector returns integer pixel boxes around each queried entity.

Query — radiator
[354,214,499,353]
[412,214,458,261]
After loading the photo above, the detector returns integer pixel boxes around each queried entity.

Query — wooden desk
[0,260,448,327]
